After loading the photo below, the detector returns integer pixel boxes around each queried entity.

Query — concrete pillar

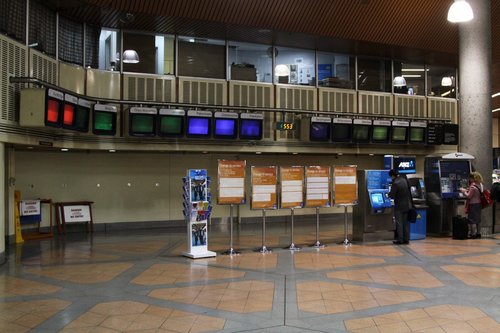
[0,143,5,264]
[458,0,492,235]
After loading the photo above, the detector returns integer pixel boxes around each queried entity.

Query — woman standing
[460,171,483,238]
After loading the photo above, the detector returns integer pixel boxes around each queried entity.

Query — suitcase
[452,216,469,240]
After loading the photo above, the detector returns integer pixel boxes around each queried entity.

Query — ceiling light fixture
[274,64,290,77]
[492,108,500,113]
[402,74,421,78]
[447,0,474,23]
[123,50,139,63]
[492,92,500,98]
[393,76,407,87]
[441,76,453,86]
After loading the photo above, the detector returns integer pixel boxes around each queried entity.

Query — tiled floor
[0,221,499,332]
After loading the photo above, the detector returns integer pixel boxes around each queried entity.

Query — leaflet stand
[312,207,325,248]
[285,208,300,250]
[257,209,271,253]
[222,204,239,255]
[337,204,354,246]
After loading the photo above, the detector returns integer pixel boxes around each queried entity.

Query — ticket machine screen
[368,189,392,211]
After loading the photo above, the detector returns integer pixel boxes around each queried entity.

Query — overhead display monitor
[409,121,426,144]
[391,120,409,143]
[239,113,263,140]
[45,89,64,128]
[371,120,391,143]
[92,104,117,136]
[158,109,185,137]
[187,110,212,138]
[214,112,238,139]
[64,98,91,132]
[62,94,77,129]
[310,116,331,141]
[443,124,459,145]
[331,118,352,142]
[426,123,444,145]
[129,107,157,137]
[352,119,371,143]
[438,159,471,199]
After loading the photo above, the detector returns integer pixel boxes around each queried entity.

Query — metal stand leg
[223,204,239,255]
[257,209,270,253]
[286,208,301,251]
[312,207,325,248]
[341,205,352,246]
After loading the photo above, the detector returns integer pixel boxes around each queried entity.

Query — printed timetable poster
[333,165,358,205]
[305,166,331,208]
[217,160,246,205]
[280,166,304,209]
[251,166,277,210]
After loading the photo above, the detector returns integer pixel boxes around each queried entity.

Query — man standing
[388,169,412,244]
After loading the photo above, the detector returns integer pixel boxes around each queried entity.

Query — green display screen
[159,116,183,135]
[352,125,370,141]
[392,127,407,141]
[130,114,155,135]
[372,126,389,141]
[410,127,425,142]
[93,112,114,131]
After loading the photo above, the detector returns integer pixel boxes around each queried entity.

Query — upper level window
[122,31,174,75]
[178,36,225,79]
[357,57,391,93]
[99,29,119,71]
[394,62,426,96]
[317,52,355,89]
[228,41,272,83]
[427,65,456,98]
[274,46,315,86]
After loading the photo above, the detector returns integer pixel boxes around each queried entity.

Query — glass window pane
[317,52,355,89]
[275,46,315,86]
[357,57,391,92]
[427,65,456,98]
[99,29,119,71]
[178,36,226,79]
[228,41,272,83]
[394,62,425,95]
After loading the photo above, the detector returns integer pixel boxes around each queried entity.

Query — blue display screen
[368,189,392,209]
[366,170,392,190]
[187,117,210,136]
[240,119,262,140]
[215,118,236,138]
[310,122,330,141]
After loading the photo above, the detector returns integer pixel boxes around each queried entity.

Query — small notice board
[217,160,246,205]
[280,166,304,209]
[333,165,358,205]
[55,201,94,233]
[251,166,277,210]
[305,166,331,208]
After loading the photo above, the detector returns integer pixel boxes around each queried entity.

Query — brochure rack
[182,169,216,259]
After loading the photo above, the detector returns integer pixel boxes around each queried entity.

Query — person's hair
[469,171,483,183]
[388,169,399,177]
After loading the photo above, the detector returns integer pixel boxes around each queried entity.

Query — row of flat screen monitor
[45,93,458,144]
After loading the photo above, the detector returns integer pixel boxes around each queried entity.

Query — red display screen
[63,103,75,126]
[47,99,60,124]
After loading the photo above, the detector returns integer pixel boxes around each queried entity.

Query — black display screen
[310,122,331,141]
[332,123,352,142]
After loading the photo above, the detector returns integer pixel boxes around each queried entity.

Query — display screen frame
[214,117,238,139]
[45,98,63,128]
[331,123,352,142]
[129,113,157,137]
[391,126,409,143]
[239,118,263,140]
[92,105,117,136]
[409,127,426,144]
[351,124,371,143]
[158,115,184,137]
[187,116,211,138]
[372,125,390,143]
[310,121,331,141]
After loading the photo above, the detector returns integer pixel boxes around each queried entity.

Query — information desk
[54,201,94,234]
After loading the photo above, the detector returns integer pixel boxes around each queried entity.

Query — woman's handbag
[474,185,493,209]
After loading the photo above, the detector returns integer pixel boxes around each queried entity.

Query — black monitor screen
[443,124,459,145]
[158,115,184,137]
[410,127,425,143]
[331,123,352,142]
[352,125,370,142]
[130,114,156,136]
[310,122,330,141]
[391,127,408,142]
[372,126,389,142]
[240,119,262,140]
[215,118,237,139]
[93,111,116,135]
[71,105,90,132]
[187,117,210,137]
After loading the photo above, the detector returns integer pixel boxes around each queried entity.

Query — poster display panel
[334,165,358,205]
[251,166,277,209]
[280,166,304,209]
[217,160,246,205]
[305,166,331,208]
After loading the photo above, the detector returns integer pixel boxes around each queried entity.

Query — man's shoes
[393,241,403,245]
[403,241,409,244]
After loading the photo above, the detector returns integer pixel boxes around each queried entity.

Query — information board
[333,165,358,205]
[280,166,304,209]
[20,200,41,216]
[305,166,331,208]
[217,160,246,205]
[251,166,277,209]
[439,160,471,199]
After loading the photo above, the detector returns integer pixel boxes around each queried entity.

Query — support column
[0,143,5,264]
[458,0,492,235]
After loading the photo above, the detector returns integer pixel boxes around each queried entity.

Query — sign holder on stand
[259,209,269,253]
[286,208,300,250]
[333,165,358,246]
[338,204,355,245]
[305,166,331,249]
[251,166,277,254]
[223,204,238,255]
[279,166,304,251]
[313,207,324,248]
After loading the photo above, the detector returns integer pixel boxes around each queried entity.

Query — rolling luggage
[452,216,469,240]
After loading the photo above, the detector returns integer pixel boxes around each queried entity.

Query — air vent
[428,97,458,123]
[178,77,227,105]
[358,91,393,116]
[29,49,58,85]
[275,85,317,110]
[394,94,427,118]
[0,35,27,123]
[229,81,274,108]
[123,73,176,103]
[319,87,357,113]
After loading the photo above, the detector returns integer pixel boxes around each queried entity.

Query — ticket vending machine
[408,177,428,239]
[353,170,394,241]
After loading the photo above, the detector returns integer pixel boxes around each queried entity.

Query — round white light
[447,0,474,23]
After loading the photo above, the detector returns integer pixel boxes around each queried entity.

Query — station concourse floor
[1,220,500,333]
